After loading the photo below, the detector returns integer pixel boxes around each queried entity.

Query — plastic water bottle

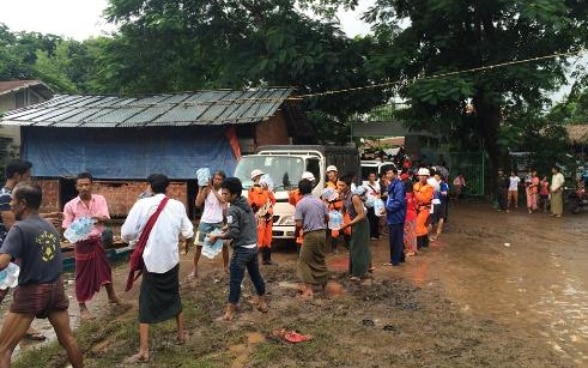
[0,262,20,290]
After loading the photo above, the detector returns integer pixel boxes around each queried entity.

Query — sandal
[24,331,46,341]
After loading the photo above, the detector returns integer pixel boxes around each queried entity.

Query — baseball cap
[326,165,338,173]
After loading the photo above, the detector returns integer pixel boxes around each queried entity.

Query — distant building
[0,80,54,152]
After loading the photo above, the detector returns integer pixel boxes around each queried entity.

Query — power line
[295,49,586,99]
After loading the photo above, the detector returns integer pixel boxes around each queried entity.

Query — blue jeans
[229,247,266,304]
[388,223,405,265]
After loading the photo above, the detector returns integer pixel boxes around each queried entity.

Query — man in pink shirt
[62,172,121,320]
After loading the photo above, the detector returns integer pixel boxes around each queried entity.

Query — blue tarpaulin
[22,126,237,180]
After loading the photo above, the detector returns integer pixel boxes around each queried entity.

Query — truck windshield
[234,156,305,190]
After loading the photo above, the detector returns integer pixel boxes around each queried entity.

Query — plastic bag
[328,210,343,230]
[196,168,211,186]
[201,229,224,259]
[373,199,385,217]
[0,262,19,290]
[64,217,96,243]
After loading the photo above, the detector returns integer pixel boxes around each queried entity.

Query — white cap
[326,165,338,173]
[301,171,316,181]
[250,169,265,179]
[417,168,430,176]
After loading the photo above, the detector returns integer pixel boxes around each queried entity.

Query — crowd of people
[494,166,566,217]
[0,154,571,366]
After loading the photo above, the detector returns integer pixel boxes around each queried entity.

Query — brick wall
[255,111,290,147]
[37,179,188,218]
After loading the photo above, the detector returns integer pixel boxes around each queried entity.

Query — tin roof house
[0,88,312,217]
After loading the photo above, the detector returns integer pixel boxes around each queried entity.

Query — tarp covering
[22,126,237,180]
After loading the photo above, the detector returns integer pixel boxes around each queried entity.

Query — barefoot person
[294,179,330,299]
[190,170,229,277]
[0,159,62,341]
[209,177,268,321]
[62,172,121,320]
[121,174,194,364]
[338,174,371,281]
[0,182,83,367]
[248,170,276,265]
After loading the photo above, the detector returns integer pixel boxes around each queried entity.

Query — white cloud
[0,0,115,40]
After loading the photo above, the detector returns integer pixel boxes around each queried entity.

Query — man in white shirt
[550,166,565,218]
[190,170,228,278]
[121,174,194,364]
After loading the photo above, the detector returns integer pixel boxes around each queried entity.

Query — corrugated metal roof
[0,88,294,128]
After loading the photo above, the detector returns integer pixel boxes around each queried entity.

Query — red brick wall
[37,179,188,217]
[38,180,60,213]
[255,111,290,148]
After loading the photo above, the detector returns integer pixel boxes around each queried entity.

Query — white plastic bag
[373,199,386,217]
[201,229,224,259]
[196,168,211,186]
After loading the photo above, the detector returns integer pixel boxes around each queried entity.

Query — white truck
[233,145,360,241]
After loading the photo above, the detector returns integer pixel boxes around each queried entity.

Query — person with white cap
[413,168,434,250]
[248,169,276,265]
[325,165,338,189]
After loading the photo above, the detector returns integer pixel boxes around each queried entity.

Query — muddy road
[3,201,588,367]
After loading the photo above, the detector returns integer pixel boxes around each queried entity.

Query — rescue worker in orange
[289,172,317,249]
[324,166,344,253]
[249,170,276,265]
[413,168,434,250]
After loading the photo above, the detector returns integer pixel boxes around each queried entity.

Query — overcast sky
[0,0,374,40]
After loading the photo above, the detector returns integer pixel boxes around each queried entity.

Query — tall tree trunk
[474,94,503,194]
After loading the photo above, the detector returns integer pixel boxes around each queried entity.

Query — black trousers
[367,207,380,239]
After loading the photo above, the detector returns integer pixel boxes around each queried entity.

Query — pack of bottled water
[259,174,274,191]
[321,188,339,202]
[0,262,20,290]
[64,217,96,243]
[328,210,343,230]
[196,168,211,185]
[201,229,224,259]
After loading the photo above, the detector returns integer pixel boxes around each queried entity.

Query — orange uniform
[289,189,305,245]
[413,182,434,237]
[248,185,276,248]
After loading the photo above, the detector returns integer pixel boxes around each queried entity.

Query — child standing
[539,176,550,213]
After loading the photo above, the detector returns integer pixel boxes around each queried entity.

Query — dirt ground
[3,201,588,367]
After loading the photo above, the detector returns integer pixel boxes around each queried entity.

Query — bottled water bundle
[64,217,96,243]
[0,262,20,290]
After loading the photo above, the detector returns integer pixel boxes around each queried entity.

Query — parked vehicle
[233,145,360,240]
[360,160,396,185]
[568,168,588,214]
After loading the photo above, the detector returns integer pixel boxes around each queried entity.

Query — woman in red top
[404,182,418,256]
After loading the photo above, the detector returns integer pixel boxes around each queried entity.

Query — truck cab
[233,145,359,241]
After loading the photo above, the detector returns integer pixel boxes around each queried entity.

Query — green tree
[92,0,388,143]
[361,0,588,177]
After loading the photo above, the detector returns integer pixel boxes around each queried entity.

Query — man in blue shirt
[383,168,406,266]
